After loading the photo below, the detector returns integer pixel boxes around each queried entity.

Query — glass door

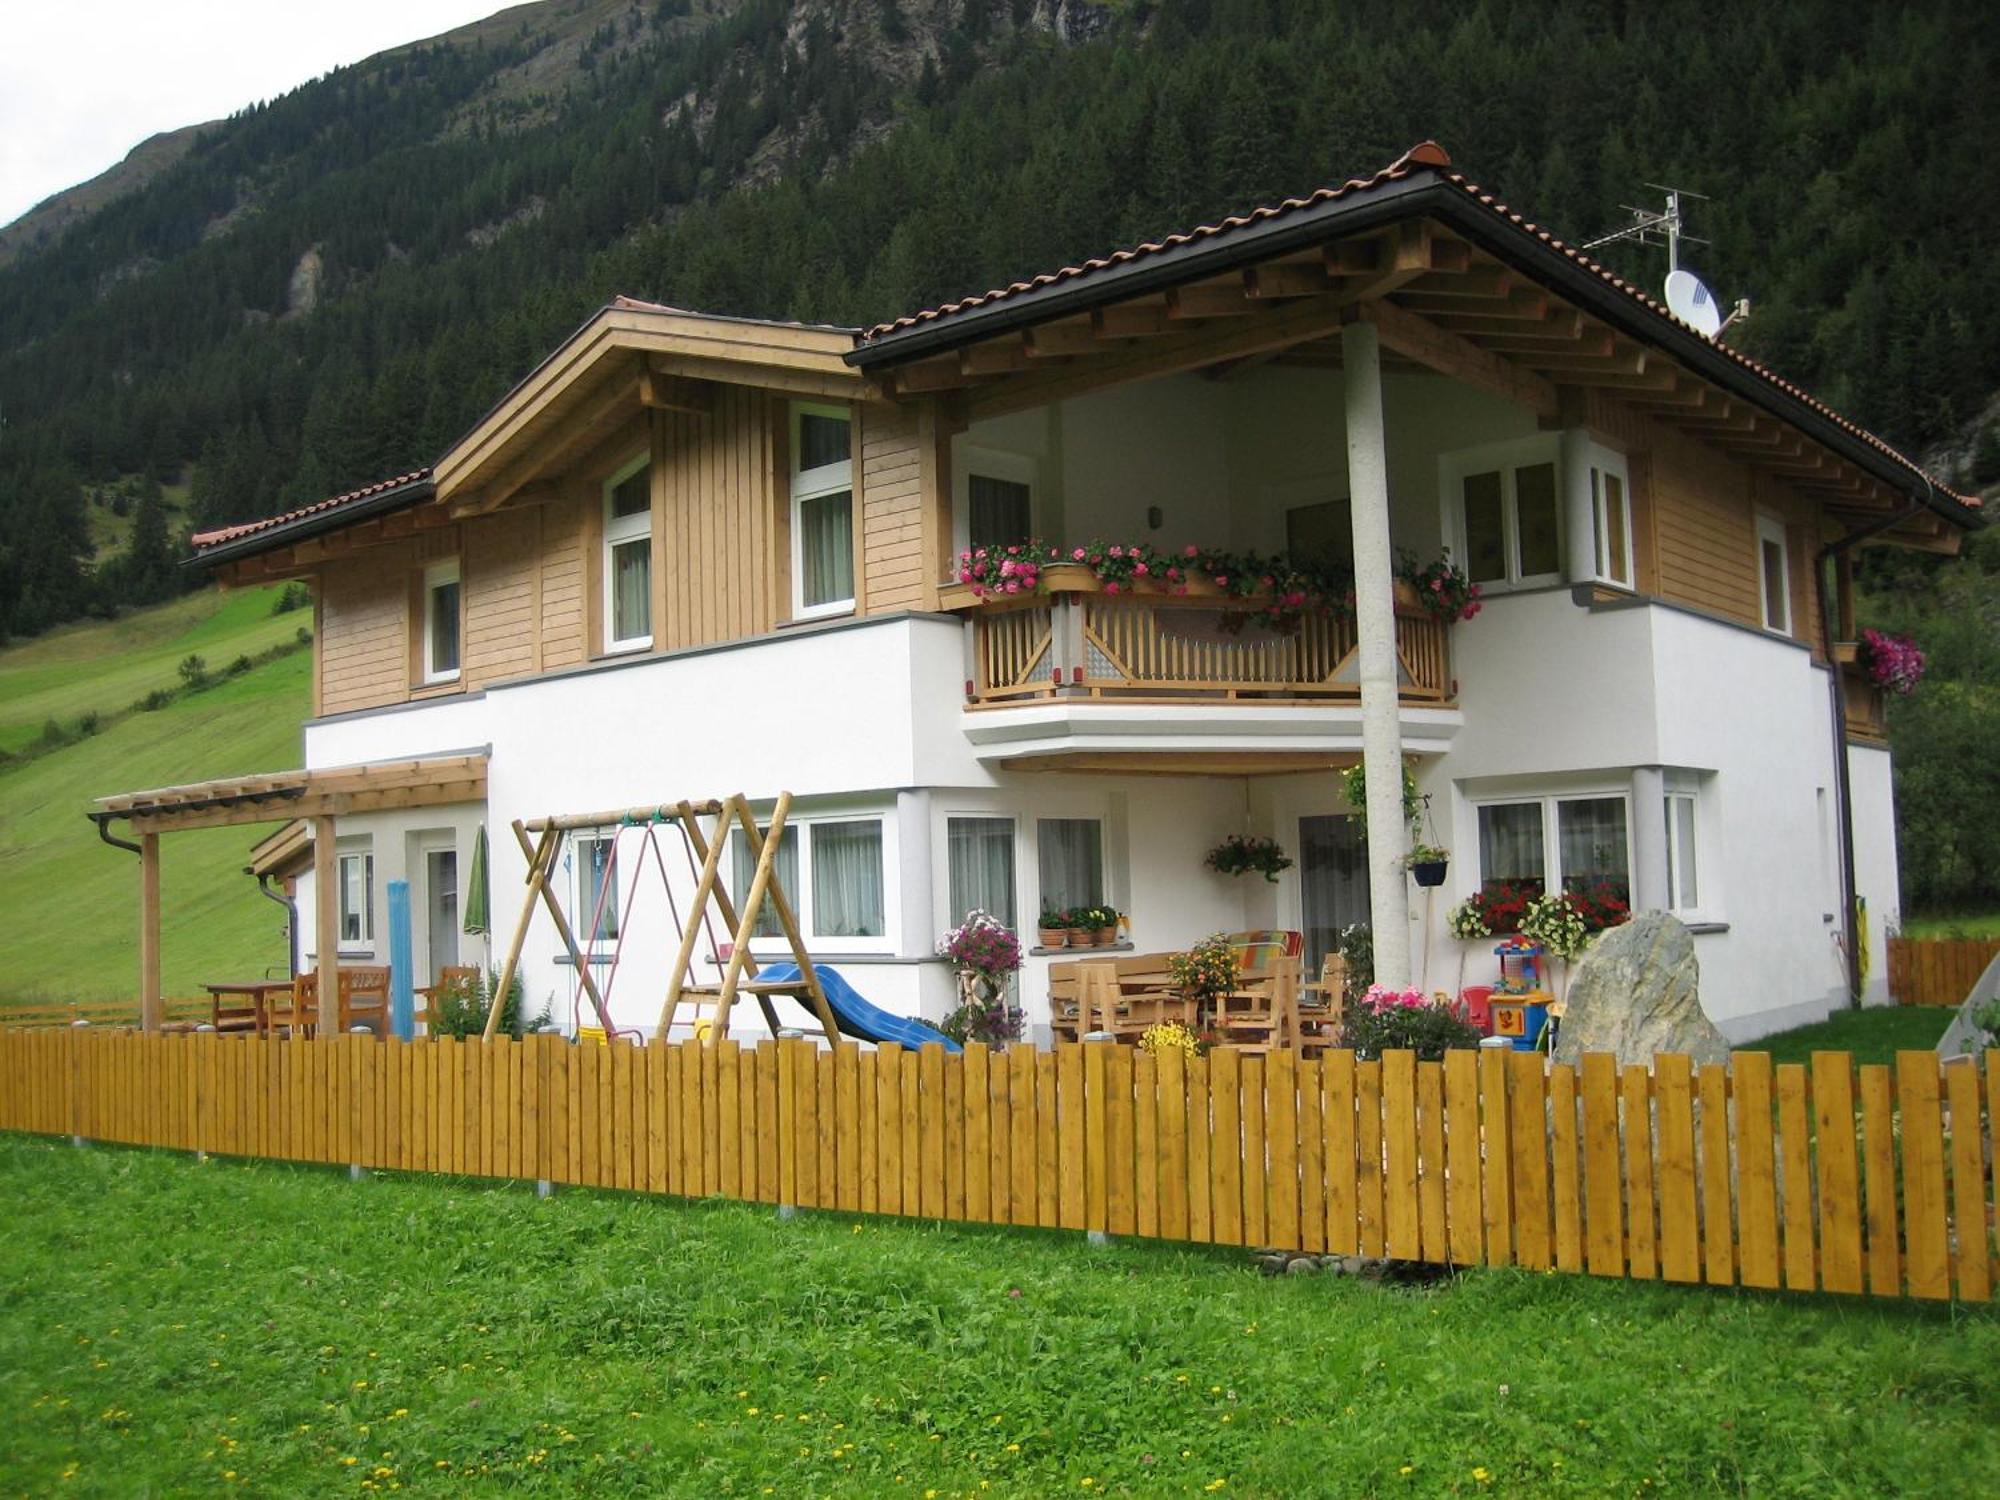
[1299,814,1370,975]
[424,847,460,984]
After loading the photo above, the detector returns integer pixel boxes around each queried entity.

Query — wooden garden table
[200,980,293,1037]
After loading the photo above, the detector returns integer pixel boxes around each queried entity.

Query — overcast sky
[0,1,513,229]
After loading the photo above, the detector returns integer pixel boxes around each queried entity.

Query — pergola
[90,754,488,1032]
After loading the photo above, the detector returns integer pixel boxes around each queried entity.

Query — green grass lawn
[1751,1004,1952,1069]
[0,1136,1992,1498]
[0,584,301,755]
[0,646,309,1004]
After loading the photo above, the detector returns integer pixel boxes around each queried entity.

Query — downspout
[256,873,300,977]
[1815,490,1929,1005]
[89,811,141,856]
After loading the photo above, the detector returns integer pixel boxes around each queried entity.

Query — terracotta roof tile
[861,142,1455,340]
[189,469,433,550]
[1432,171,1978,509]
[860,140,1971,512]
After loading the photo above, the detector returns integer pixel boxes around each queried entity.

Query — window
[729,824,798,939]
[729,818,886,942]
[603,455,652,652]
[1474,795,1631,906]
[792,405,854,616]
[338,851,374,947]
[1037,818,1104,914]
[1588,453,1634,588]
[1285,498,1353,573]
[969,474,1032,552]
[576,834,619,942]
[809,820,884,938]
[422,559,460,683]
[1446,440,1563,589]
[947,816,1016,928]
[1757,514,1791,635]
[1664,792,1699,913]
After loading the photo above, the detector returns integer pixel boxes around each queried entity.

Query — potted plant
[937,910,1025,1045]
[1405,842,1450,887]
[1203,833,1294,882]
[1066,907,1096,947]
[1036,906,1070,949]
[1088,905,1121,945]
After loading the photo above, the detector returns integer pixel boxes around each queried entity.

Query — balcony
[944,565,1462,771]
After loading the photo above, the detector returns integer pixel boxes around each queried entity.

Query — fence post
[349,1026,373,1181]
[69,1022,88,1148]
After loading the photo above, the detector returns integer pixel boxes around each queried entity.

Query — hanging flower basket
[1204,834,1293,882]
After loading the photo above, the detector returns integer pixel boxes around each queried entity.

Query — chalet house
[106,143,1980,1042]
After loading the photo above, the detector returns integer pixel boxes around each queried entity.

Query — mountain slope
[0,0,1995,640]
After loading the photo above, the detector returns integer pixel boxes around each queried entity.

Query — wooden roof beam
[1400,286,1550,321]
[1348,299,1559,420]
[639,361,714,416]
[1022,319,1100,356]
[1092,301,1174,338]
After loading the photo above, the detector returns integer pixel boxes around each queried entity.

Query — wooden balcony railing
[949,567,1453,707]
[1841,663,1889,743]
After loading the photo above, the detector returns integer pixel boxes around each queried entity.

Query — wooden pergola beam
[1348,299,1559,419]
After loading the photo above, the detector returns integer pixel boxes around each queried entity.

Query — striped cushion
[1228,930,1303,970]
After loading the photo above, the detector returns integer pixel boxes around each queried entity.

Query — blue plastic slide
[755,962,961,1052]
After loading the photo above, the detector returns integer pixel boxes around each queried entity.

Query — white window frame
[1756,512,1792,636]
[944,812,1020,932]
[337,849,375,951]
[1440,435,1565,592]
[422,558,461,684]
[954,446,1039,556]
[1664,789,1701,917]
[731,811,895,954]
[1036,816,1107,917]
[1586,445,1635,589]
[574,833,620,945]
[602,452,653,654]
[790,403,856,620]
[1472,791,1634,902]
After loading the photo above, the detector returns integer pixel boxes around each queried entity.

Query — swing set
[480,792,839,1047]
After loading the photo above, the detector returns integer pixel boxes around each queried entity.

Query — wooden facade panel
[538,492,588,671]
[862,402,929,614]
[659,387,779,650]
[464,508,538,685]
[319,544,413,715]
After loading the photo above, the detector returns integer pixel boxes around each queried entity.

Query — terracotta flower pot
[1037,926,1068,949]
[1068,926,1095,948]
[1094,925,1119,946]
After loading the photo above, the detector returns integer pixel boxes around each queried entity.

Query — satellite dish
[1664,268,1723,338]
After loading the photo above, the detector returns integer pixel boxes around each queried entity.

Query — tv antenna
[1582,184,1749,339]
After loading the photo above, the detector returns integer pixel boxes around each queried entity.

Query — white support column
[1561,426,1595,585]
[1341,318,1412,987]
[1630,767,1669,913]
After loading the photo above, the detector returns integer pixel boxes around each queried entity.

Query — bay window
[1444,437,1563,589]
[729,816,886,944]
[792,405,854,616]
[1473,793,1632,922]
[947,815,1017,929]
[603,455,652,653]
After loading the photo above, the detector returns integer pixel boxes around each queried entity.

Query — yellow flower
[1474,1468,1491,1483]
[1005,1444,1020,1453]
[1400,1465,1413,1475]
[1206,1483,1228,1494]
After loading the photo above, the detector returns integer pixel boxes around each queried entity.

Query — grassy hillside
[0,584,302,755]
[0,592,310,1003]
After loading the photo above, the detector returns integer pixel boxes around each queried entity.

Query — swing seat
[676,978,818,998]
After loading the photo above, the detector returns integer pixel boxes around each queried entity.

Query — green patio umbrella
[463,824,490,936]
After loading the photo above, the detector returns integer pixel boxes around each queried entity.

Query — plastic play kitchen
[1487,936,1552,1051]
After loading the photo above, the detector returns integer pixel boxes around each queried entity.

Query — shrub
[295,625,314,646]
[271,581,311,615]
[1339,987,1483,1060]
[227,654,253,676]
[177,654,208,690]
[427,968,549,1039]
[75,711,100,738]
[139,688,173,712]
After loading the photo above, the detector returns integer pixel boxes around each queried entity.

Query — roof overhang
[191,471,436,576]
[850,163,1978,544]
[246,818,314,879]
[434,300,875,516]
[93,754,488,836]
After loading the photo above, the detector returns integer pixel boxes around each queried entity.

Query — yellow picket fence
[1,1028,1993,1302]
[1887,936,2000,1007]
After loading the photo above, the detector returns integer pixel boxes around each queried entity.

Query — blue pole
[387,880,415,1040]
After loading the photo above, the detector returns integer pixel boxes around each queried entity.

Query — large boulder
[1552,912,1730,1068]
[1935,950,2000,1058]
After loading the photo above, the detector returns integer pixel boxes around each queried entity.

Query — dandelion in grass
[1473,1467,1491,1483]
